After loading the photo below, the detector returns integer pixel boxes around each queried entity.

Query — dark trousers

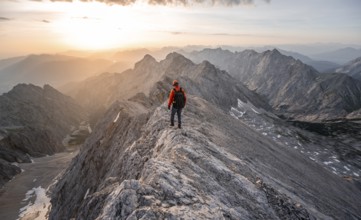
[171,106,182,125]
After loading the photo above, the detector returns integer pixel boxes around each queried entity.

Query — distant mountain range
[310,47,361,65]
[182,48,361,121]
[0,54,113,94]
[2,45,361,95]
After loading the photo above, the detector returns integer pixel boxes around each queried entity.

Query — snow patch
[84,188,90,200]
[11,162,20,167]
[87,125,92,133]
[113,111,121,123]
[18,186,51,220]
[251,108,259,114]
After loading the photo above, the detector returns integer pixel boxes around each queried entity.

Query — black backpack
[173,88,185,109]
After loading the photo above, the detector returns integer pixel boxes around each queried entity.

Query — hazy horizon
[1,0,360,59]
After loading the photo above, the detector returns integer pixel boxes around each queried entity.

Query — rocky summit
[0,84,87,187]
[49,53,361,219]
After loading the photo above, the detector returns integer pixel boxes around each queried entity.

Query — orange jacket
[168,86,186,108]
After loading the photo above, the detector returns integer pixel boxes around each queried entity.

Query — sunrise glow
[0,0,360,58]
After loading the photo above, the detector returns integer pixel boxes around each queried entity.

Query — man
[168,80,186,129]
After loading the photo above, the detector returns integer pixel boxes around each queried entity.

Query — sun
[51,1,155,50]
[55,17,127,50]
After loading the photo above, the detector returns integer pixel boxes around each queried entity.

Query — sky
[0,0,360,58]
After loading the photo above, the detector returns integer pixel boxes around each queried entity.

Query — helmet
[172,80,179,86]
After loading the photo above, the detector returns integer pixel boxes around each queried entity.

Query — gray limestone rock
[49,96,361,219]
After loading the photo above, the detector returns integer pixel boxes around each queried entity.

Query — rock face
[50,97,361,219]
[0,84,87,187]
[334,56,361,81]
[50,53,360,219]
[183,48,361,121]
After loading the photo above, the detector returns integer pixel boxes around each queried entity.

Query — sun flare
[48,1,179,50]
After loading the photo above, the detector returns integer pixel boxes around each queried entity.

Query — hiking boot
[178,124,181,129]
[170,123,174,127]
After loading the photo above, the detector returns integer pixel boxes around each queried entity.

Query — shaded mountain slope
[50,96,361,219]
[333,56,361,81]
[0,84,87,187]
[184,48,361,121]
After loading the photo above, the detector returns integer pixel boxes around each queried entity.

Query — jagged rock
[182,48,361,121]
[49,96,361,219]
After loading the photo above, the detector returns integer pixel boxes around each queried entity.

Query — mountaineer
[168,80,186,129]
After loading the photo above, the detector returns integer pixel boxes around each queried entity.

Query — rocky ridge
[50,96,361,219]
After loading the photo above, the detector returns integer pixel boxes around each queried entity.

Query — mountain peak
[266,48,282,56]
[10,83,42,95]
[165,52,186,60]
[163,52,194,68]
[134,54,157,69]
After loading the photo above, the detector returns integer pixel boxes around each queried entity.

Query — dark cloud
[33,0,270,6]
[170,31,185,35]
[0,17,11,21]
[42,19,50,23]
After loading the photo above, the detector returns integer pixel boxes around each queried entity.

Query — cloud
[163,30,271,38]
[42,19,50,23]
[0,17,11,21]
[71,16,100,20]
[33,0,270,6]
